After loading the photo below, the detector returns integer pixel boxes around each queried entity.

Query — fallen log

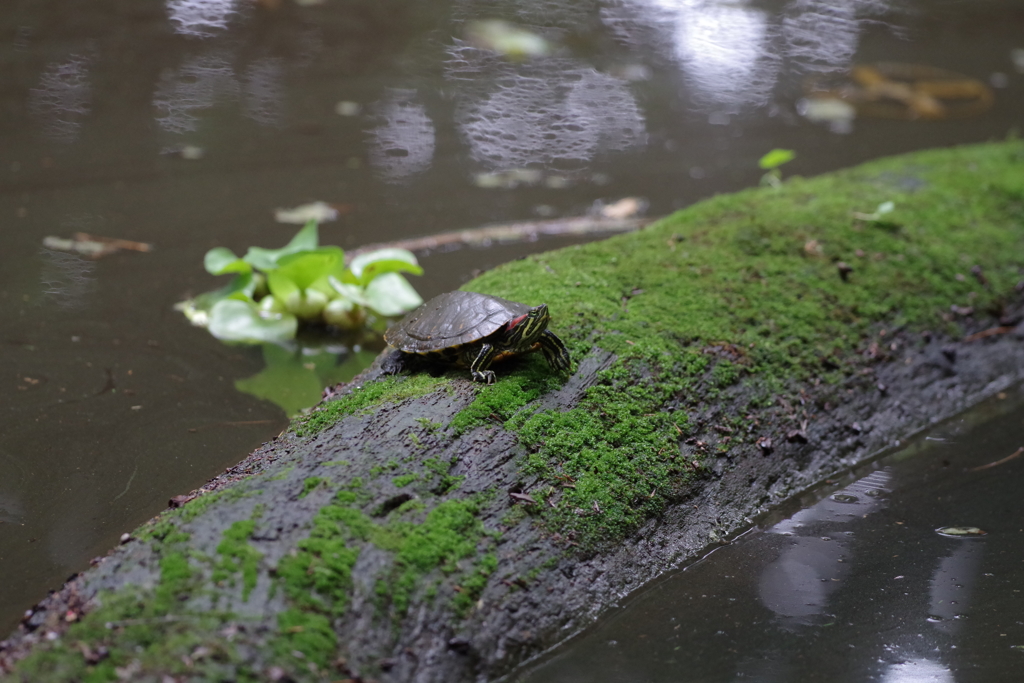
[3,140,1024,682]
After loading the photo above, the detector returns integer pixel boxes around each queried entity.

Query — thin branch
[345,215,650,263]
[970,446,1023,472]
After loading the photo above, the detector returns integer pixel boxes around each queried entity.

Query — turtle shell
[384,291,531,354]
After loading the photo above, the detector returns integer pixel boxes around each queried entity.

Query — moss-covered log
[3,141,1024,682]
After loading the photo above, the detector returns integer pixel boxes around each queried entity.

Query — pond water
[2,0,1023,644]
[518,387,1024,683]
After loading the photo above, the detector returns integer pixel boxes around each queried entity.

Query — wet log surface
[3,141,1024,682]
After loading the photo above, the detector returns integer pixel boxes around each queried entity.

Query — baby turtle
[382,291,571,384]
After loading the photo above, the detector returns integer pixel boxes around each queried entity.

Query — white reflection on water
[153,53,287,134]
[29,54,93,144]
[879,658,955,683]
[448,47,646,170]
[39,249,96,310]
[602,0,898,112]
[243,58,286,127]
[928,541,983,635]
[782,0,893,73]
[782,0,860,72]
[670,1,779,112]
[153,53,240,134]
[166,0,239,38]
[602,0,779,112]
[366,89,436,182]
[759,470,890,623]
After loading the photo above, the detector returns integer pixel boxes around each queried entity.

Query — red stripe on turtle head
[506,312,529,331]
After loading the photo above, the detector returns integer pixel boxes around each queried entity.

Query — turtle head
[504,304,550,348]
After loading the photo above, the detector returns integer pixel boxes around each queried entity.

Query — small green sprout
[758,149,796,188]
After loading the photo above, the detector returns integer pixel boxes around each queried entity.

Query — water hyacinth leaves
[177,221,424,343]
[208,299,298,344]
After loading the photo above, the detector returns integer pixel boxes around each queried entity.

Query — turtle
[381,291,571,384]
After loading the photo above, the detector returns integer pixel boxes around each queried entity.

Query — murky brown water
[2,0,1023,642]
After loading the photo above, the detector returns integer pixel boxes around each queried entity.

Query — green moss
[453,553,498,615]
[11,590,244,682]
[387,499,486,615]
[335,489,359,504]
[422,456,464,494]
[139,518,190,545]
[271,609,337,670]
[369,460,401,477]
[153,551,195,611]
[711,359,741,388]
[275,490,491,625]
[293,374,444,437]
[458,141,1024,548]
[415,417,442,433]
[267,465,295,482]
[275,508,361,615]
[506,349,709,548]
[299,476,327,498]
[392,473,419,487]
[448,362,565,436]
[470,141,1024,387]
[8,542,241,682]
[213,520,262,601]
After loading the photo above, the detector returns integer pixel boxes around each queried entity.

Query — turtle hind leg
[467,343,498,384]
[538,330,571,372]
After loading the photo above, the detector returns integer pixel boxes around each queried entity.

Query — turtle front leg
[381,349,409,376]
[538,330,571,372]
[467,343,498,384]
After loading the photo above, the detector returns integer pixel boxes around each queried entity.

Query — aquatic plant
[176,221,423,343]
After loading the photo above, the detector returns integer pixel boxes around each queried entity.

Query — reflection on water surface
[2,0,1022,640]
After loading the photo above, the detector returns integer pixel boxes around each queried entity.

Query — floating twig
[345,214,650,264]
[43,233,153,259]
[970,446,1023,472]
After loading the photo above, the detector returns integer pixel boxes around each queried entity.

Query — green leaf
[284,288,329,320]
[348,248,423,287]
[758,149,796,170]
[323,297,367,329]
[243,221,321,271]
[327,276,371,307]
[189,272,256,313]
[266,271,300,302]
[363,272,424,317]
[204,247,252,276]
[207,299,298,343]
[273,247,343,290]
